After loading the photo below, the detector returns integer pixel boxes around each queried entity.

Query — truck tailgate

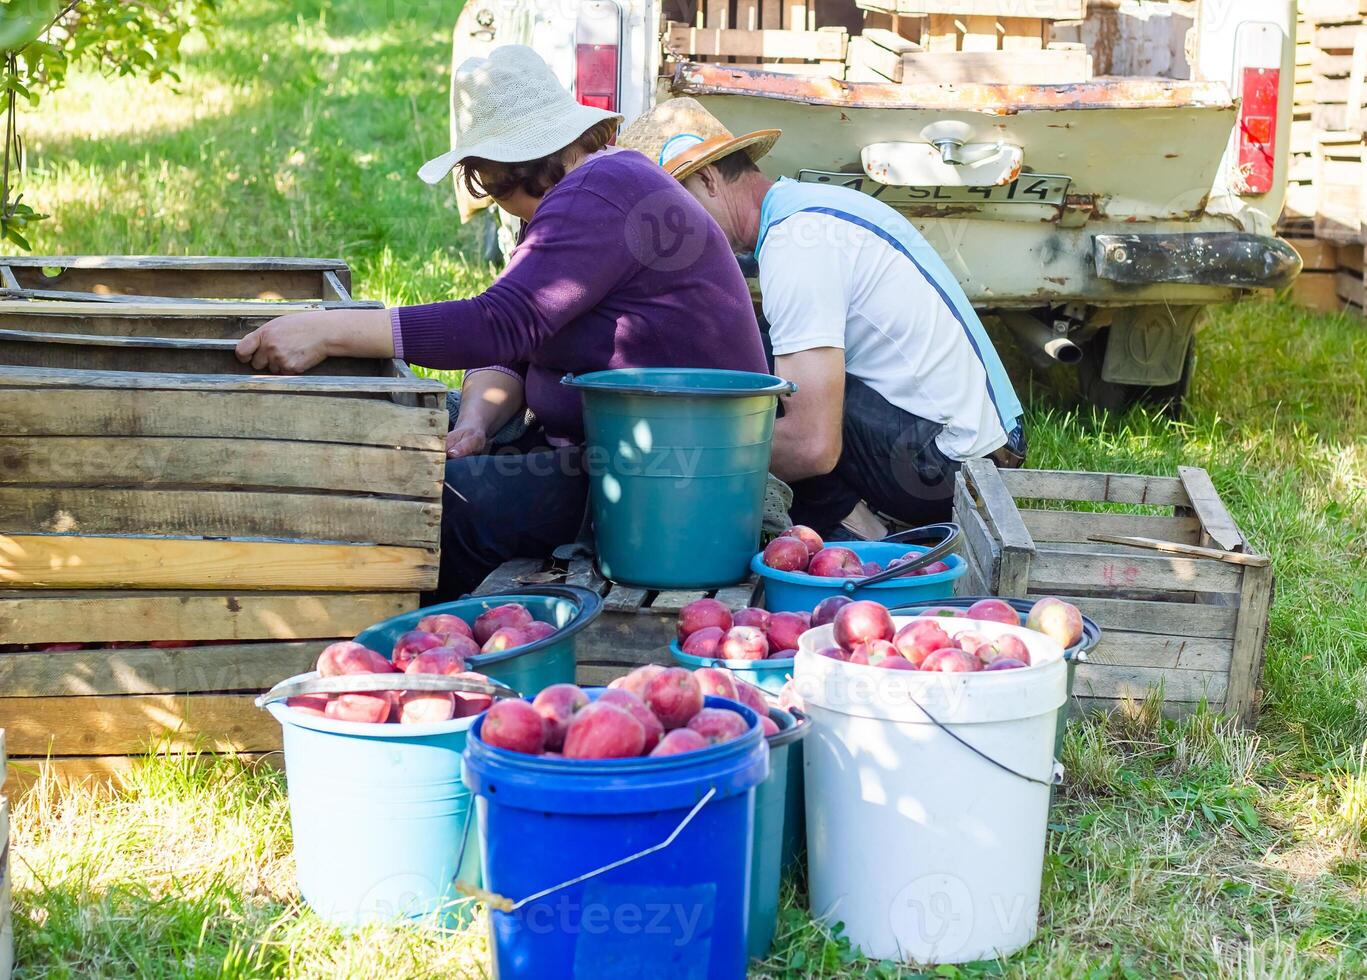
[669,65,1237,223]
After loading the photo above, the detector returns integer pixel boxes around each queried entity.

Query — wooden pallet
[953,460,1274,727]
[0,257,446,792]
[661,0,849,77]
[473,557,758,688]
[1287,236,1356,311]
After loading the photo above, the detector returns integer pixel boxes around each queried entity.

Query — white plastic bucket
[793,616,1067,965]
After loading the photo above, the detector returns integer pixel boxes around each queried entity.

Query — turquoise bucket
[563,369,794,589]
[669,640,794,696]
[354,586,602,695]
[750,706,811,960]
[264,677,486,927]
[753,541,966,613]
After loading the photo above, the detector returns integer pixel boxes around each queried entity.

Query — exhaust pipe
[998,312,1083,366]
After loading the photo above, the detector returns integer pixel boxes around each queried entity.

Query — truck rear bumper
[1093,233,1302,291]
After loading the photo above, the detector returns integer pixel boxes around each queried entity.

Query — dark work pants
[787,376,961,535]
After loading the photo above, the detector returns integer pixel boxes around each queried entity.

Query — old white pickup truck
[451,0,1301,410]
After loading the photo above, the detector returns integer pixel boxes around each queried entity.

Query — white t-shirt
[758,209,1009,461]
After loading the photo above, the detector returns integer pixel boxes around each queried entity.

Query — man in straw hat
[620,99,1027,538]
[235,49,767,596]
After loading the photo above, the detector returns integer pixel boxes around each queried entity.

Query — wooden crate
[1314,130,1366,244]
[953,459,1274,727]
[1287,236,1354,311]
[473,558,758,688]
[0,257,447,789]
[0,731,9,980]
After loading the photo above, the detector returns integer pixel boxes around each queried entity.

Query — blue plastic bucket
[462,691,769,978]
[753,541,966,613]
[563,369,794,590]
[354,586,602,695]
[749,706,810,960]
[265,676,484,926]
[669,640,793,696]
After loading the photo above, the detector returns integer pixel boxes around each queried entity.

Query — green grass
[7,0,1367,976]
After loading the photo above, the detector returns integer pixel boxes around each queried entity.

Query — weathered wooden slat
[565,558,609,596]
[1087,631,1233,671]
[0,693,282,755]
[964,459,1033,596]
[0,298,372,317]
[0,640,325,697]
[0,312,268,338]
[997,469,1189,507]
[649,590,709,614]
[3,752,278,799]
[470,558,548,597]
[1070,695,1201,723]
[1038,594,1238,639]
[1071,663,1229,704]
[1018,508,1201,545]
[1028,547,1244,596]
[1086,534,1268,568]
[0,364,445,396]
[667,25,847,59]
[713,583,758,608]
[1223,562,1275,727]
[864,1,1083,17]
[955,471,1001,587]
[1,255,349,271]
[0,487,440,548]
[0,436,442,499]
[1176,466,1246,552]
[0,590,416,646]
[0,536,439,591]
[576,613,675,666]
[603,585,650,613]
[0,387,445,450]
[897,48,1090,84]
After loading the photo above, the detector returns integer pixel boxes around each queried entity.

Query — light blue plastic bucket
[753,541,966,613]
[749,706,810,960]
[462,691,769,978]
[264,674,485,927]
[669,640,794,696]
[563,369,794,590]
[354,586,601,695]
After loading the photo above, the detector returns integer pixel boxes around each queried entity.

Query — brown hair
[460,119,619,201]
[712,149,760,184]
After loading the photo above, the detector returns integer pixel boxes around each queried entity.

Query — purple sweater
[393,149,767,445]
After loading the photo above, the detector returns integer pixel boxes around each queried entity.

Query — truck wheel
[1077,328,1195,416]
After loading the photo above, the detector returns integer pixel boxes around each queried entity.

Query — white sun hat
[418,45,623,185]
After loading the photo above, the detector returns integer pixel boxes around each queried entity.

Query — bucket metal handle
[903,686,1055,788]
[842,522,963,593]
[254,673,522,709]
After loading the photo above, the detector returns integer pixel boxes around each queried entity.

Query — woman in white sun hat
[236,46,767,598]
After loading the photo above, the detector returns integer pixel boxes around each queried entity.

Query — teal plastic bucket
[265,676,484,926]
[750,706,811,960]
[669,640,793,696]
[354,586,601,694]
[563,369,794,589]
[462,691,769,978]
[753,541,966,613]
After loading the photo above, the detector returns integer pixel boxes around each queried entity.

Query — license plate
[797,170,1071,207]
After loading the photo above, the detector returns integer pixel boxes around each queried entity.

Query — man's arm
[446,368,526,458]
[769,347,845,483]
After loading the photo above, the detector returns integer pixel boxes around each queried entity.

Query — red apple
[611,664,667,699]
[966,598,1021,628]
[649,728,709,757]
[954,631,993,660]
[1027,597,1084,648]
[732,680,768,715]
[919,649,951,672]
[675,598,732,642]
[733,607,772,632]
[811,595,853,627]
[481,627,528,654]
[780,524,825,555]
[317,641,394,677]
[721,626,768,661]
[326,692,391,724]
[645,667,705,730]
[681,626,725,658]
[599,689,664,752]
[767,648,797,660]
[817,646,847,661]
[934,650,983,673]
[807,546,864,578]
[473,603,534,645]
[917,606,964,618]
[766,611,808,652]
[760,715,781,736]
[392,630,446,671]
[988,633,1031,666]
[286,694,329,717]
[694,666,739,701]
[406,647,467,676]
[833,600,895,652]
[920,560,951,575]
[532,684,589,750]
[416,613,474,644]
[686,707,750,744]
[563,701,646,759]
[482,700,547,754]
[451,671,494,717]
[861,561,883,577]
[521,621,558,643]
[893,620,952,668]
[849,639,897,666]
[985,658,1028,671]
[762,536,811,572]
[398,690,456,725]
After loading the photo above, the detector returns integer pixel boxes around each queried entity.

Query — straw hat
[418,45,622,185]
[617,97,780,182]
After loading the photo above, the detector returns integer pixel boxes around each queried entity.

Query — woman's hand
[446,425,488,459]
[235,307,395,374]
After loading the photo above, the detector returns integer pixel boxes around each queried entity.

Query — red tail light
[1237,65,1279,195]
[575,0,622,112]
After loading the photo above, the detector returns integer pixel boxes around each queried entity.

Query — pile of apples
[816,597,1084,673]
[480,664,777,760]
[283,605,559,725]
[760,525,950,579]
[675,598,809,661]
